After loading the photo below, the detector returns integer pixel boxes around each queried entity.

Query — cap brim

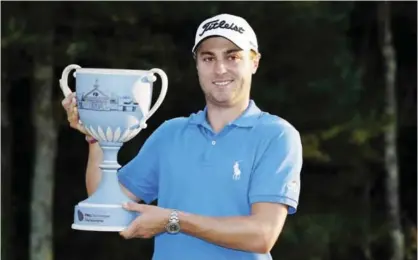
[192,34,251,53]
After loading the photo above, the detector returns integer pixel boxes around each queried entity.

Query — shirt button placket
[203,139,216,164]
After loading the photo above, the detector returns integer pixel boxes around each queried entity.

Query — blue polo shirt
[118,100,303,260]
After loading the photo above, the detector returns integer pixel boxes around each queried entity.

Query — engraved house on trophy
[78,79,139,112]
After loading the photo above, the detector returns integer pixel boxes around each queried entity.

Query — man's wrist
[85,135,98,144]
[165,209,181,234]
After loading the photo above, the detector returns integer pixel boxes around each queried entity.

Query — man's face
[195,37,260,107]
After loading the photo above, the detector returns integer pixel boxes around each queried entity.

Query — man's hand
[61,92,89,135]
[119,202,170,239]
[119,202,288,253]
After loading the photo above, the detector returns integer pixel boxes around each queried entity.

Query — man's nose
[214,60,227,75]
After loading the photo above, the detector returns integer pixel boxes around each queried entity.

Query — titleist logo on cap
[199,19,245,37]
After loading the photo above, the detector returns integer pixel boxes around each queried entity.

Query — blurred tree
[1,3,30,259]
[28,3,60,260]
[378,2,404,260]
[1,54,13,260]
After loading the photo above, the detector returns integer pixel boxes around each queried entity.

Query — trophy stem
[86,143,134,204]
[72,142,138,232]
[98,144,123,195]
[100,143,122,169]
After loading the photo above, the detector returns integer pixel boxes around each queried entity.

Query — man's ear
[252,52,261,74]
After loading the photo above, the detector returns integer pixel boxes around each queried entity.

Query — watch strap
[165,210,180,234]
[168,210,179,224]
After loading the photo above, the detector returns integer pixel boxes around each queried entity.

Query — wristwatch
[165,210,181,234]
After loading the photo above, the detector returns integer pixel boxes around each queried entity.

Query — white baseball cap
[192,13,259,54]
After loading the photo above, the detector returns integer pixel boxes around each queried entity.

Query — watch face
[167,223,180,234]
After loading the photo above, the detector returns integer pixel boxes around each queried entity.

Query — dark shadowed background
[2,1,417,260]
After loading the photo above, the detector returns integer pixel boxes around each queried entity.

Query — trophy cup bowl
[59,64,168,232]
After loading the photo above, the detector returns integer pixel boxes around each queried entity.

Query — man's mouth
[213,80,233,86]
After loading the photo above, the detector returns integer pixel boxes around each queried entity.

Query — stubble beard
[203,82,247,108]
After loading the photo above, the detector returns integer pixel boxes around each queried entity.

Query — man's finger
[76,123,87,135]
[122,202,147,212]
[65,102,75,115]
[61,93,75,109]
[120,217,141,239]
[69,113,78,124]
[61,99,69,108]
[119,227,132,239]
[62,97,71,110]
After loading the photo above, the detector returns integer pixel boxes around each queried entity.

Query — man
[62,13,303,260]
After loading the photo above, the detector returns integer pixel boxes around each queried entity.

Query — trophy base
[71,224,127,232]
[72,202,138,232]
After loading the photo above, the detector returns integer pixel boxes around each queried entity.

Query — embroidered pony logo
[232,161,241,180]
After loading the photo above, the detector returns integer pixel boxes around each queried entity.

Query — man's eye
[203,57,214,62]
[228,55,240,61]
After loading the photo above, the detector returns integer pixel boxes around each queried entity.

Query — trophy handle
[144,68,168,121]
[59,64,81,97]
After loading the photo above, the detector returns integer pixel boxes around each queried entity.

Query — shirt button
[211,140,216,145]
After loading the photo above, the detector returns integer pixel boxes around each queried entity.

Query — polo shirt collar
[189,100,262,128]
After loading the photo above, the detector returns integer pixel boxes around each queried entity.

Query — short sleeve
[117,122,168,204]
[248,126,303,214]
